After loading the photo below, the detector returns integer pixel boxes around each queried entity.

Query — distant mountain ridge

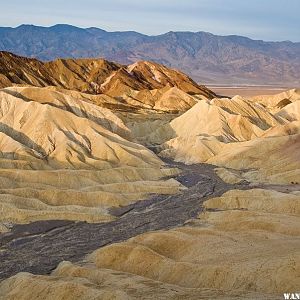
[0,24,300,86]
[0,51,216,113]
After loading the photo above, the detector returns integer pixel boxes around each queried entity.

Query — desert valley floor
[0,52,299,299]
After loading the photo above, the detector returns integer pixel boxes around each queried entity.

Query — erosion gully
[0,159,253,280]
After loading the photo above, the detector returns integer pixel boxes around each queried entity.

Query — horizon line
[1,23,298,43]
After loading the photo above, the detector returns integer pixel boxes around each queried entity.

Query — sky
[1,0,299,42]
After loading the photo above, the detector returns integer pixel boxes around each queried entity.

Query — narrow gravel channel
[0,160,250,281]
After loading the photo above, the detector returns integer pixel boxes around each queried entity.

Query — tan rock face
[148,90,300,184]
[207,134,300,184]
[0,86,182,224]
[250,88,300,108]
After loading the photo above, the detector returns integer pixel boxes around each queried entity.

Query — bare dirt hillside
[144,90,300,185]
[0,53,299,300]
[0,87,182,225]
[0,51,215,101]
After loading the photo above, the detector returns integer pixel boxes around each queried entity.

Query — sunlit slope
[0,51,216,113]
[148,90,300,184]
[250,88,300,109]
[0,87,182,225]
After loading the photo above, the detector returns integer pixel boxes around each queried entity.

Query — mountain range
[0,51,215,113]
[0,24,299,86]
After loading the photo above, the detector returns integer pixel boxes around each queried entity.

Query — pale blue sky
[2,0,299,41]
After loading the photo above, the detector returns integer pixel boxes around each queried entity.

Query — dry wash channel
[0,53,299,299]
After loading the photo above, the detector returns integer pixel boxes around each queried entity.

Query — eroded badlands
[0,52,299,299]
